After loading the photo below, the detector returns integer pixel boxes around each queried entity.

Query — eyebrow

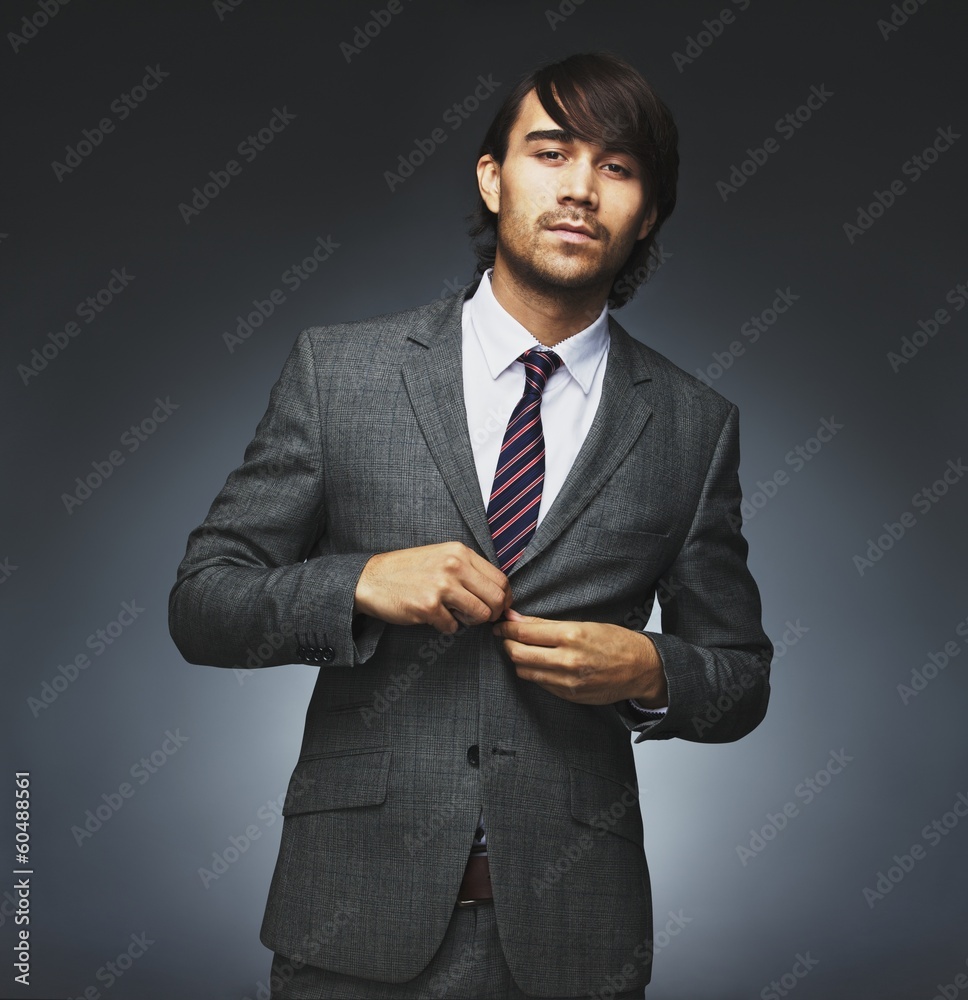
[524,128,575,144]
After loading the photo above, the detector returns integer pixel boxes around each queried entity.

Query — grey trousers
[268,903,646,999]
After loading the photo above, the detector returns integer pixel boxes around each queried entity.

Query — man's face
[477,89,656,300]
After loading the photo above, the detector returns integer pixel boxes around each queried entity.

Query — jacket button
[320,647,335,662]
[466,744,479,768]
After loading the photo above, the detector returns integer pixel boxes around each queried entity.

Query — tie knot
[519,349,562,395]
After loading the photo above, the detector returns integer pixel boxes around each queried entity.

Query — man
[169,52,771,1000]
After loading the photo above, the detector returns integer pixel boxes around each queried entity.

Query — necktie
[487,348,563,572]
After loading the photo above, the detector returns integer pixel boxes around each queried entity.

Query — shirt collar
[467,270,610,394]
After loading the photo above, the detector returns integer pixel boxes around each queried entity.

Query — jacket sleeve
[167,329,386,670]
[616,403,772,744]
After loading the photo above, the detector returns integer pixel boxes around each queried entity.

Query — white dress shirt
[462,269,610,519]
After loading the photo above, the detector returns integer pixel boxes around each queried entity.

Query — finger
[464,567,513,621]
[501,637,569,667]
[465,547,511,591]
[468,561,513,620]
[442,576,514,626]
[493,608,551,637]
[502,586,514,615]
[456,546,510,603]
[429,605,462,634]
[448,606,492,629]
[495,619,563,646]
[439,587,494,626]
[435,544,509,619]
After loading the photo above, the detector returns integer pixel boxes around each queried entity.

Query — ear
[477,154,501,214]
[637,203,658,241]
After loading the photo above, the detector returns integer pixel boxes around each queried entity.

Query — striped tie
[487,349,563,572]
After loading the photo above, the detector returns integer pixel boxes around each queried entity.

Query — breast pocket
[583,525,673,565]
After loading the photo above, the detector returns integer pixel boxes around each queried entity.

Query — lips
[547,221,598,239]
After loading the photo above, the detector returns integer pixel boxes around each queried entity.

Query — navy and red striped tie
[487,349,563,572]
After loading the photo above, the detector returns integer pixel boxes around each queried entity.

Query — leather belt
[456,852,493,907]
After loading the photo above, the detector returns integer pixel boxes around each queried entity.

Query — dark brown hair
[469,52,679,309]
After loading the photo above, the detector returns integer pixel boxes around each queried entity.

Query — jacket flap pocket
[569,765,642,846]
[283,749,391,816]
[583,525,671,561]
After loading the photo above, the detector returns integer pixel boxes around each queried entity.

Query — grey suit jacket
[168,279,772,996]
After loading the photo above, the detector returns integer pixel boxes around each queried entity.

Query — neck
[488,263,609,346]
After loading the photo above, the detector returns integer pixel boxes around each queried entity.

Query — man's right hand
[353,542,512,634]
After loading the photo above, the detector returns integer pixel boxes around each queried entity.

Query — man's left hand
[493,609,668,707]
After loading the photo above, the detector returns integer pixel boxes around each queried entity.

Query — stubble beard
[494,209,625,309]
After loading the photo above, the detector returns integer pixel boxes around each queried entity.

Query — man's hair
[469,52,679,309]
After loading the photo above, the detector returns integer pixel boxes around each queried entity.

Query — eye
[537,150,566,161]
[603,162,633,176]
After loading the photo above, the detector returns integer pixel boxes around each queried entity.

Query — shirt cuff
[627,699,668,716]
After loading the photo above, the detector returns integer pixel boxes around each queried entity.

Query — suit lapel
[510,316,654,575]
[400,282,497,560]
[401,288,654,573]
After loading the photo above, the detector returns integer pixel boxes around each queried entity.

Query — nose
[557,159,598,210]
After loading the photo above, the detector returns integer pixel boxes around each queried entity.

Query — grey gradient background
[3,1,967,998]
